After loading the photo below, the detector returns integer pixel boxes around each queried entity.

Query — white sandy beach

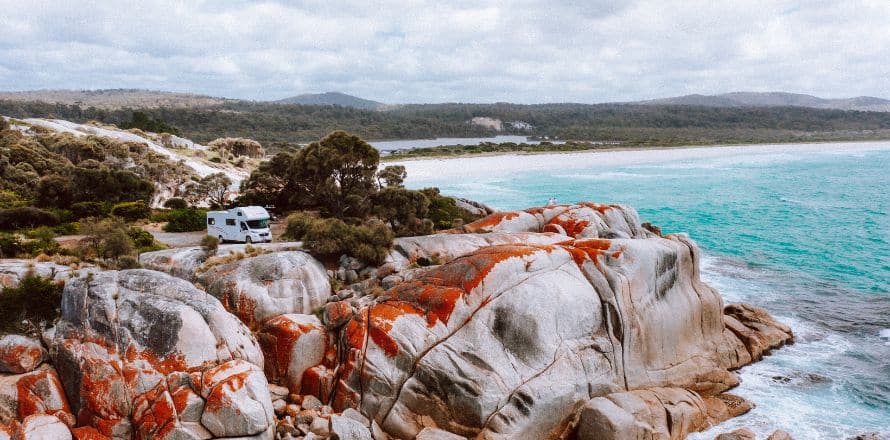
[389,141,890,183]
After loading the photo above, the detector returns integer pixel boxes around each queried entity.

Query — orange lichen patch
[545,216,590,238]
[15,368,74,426]
[123,346,189,376]
[202,366,252,414]
[258,315,324,383]
[464,211,520,231]
[0,342,44,373]
[565,239,624,270]
[300,365,335,402]
[580,202,615,214]
[366,302,425,357]
[131,383,177,440]
[221,292,260,330]
[72,426,111,440]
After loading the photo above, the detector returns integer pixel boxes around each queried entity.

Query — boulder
[138,242,302,282]
[49,269,271,438]
[723,303,794,362]
[258,314,331,393]
[768,430,795,440]
[17,414,72,440]
[463,203,655,239]
[197,251,331,329]
[0,364,74,428]
[578,388,710,440]
[416,427,468,440]
[328,203,790,439]
[0,335,46,374]
[0,261,91,289]
[715,428,758,440]
[330,413,372,440]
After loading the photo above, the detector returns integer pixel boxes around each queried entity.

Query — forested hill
[4,99,890,150]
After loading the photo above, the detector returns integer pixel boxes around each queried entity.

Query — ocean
[395,142,890,439]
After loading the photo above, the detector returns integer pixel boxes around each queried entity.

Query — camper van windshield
[246,219,269,229]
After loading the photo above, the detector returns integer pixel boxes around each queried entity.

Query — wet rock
[723,303,793,361]
[768,430,795,440]
[715,427,757,440]
[198,251,331,329]
[0,335,46,374]
[258,314,328,393]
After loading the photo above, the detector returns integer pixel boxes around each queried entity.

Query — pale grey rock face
[328,206,790,439]
[0,335,46,374]
[197,251,331,329]
[139,242,302,282]
[463,203,655,239]
[0,260,94,288]
[49,269,272,438]
[17,414,72,440]
[329,413,372,440]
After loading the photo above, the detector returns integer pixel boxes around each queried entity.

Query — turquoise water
[400,144,890,438]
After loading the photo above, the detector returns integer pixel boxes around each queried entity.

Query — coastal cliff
[0,202,792,439]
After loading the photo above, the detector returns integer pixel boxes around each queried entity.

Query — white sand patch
[390,141,890,184]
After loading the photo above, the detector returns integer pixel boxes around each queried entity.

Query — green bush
[110,201,151,222]
[71,201,109,219]
[0,272,64,332]
[200,235,219,260]
[0,207,60,230]
[28,226,60,255]
[302,217,393,265]
[163,198,188,209]
[163,208,207,232]
[127,227,156,249]
[282,212,314,241]
[0,233,24,258]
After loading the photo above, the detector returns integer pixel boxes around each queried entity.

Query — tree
[208,138,265,159]
[371,187,432,236]
[240,131,380,217]
[184,173,232,207]
[377,165,406,188]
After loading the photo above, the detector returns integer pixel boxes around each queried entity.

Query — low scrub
[0,271,64,332]
[163,208,207,232]
[302,217,394,266]
[110,201,151,221]
[0,207,60,231]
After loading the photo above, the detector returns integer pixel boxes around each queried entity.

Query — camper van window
[241,222,248,231]
[246,219,270,229]
[226,219,235,226]
[208,218,215,225]
[237,212,242,216]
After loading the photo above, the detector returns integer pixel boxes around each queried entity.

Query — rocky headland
[0,202,794,439]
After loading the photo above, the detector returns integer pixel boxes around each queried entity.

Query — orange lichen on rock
[580,202,615,214]
[300,365,335,403]
[71,426,111,440]
[544,217,590,238]
[562,238,622,269]
[130,383,177,440]
[15,367,74,426]
[258,314,325,384]
[464,211,520,231]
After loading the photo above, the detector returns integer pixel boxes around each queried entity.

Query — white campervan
[206,206,272,243]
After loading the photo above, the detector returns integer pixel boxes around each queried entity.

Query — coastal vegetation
[5,99,890,151]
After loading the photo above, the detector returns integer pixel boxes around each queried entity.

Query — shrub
[77,217,137,262]
[0,207,60,230]
[110,201,151,222]
[0,233,24,258]
[302,217,393,266]
[163,208,207,232]
[127,227,156,249]
[102,228,134,261]
[163,198,188,209]
[282,212,315,241]
[208,138,265,159]
[200,235,219,256]
[0,190,28,209]
[28,226,60,255]
[0,118,8,131]
[0,271,64,332]
[71,201,109,219]
[372,187,431,237]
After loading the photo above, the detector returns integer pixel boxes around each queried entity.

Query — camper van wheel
[218,235,224,243]
[245,236,252,244]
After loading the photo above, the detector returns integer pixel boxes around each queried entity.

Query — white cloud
[0,0,888,102]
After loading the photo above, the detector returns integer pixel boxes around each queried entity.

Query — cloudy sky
[1,0,888,103]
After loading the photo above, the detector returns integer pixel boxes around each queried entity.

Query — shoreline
[387,139,890,182]
[382,138,890,163]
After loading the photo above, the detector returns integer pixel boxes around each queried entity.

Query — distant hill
[0,89,234,109]
[638,92,890,112]
[275,92,384,110]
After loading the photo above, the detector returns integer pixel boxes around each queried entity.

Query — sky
[1,0,889,104]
